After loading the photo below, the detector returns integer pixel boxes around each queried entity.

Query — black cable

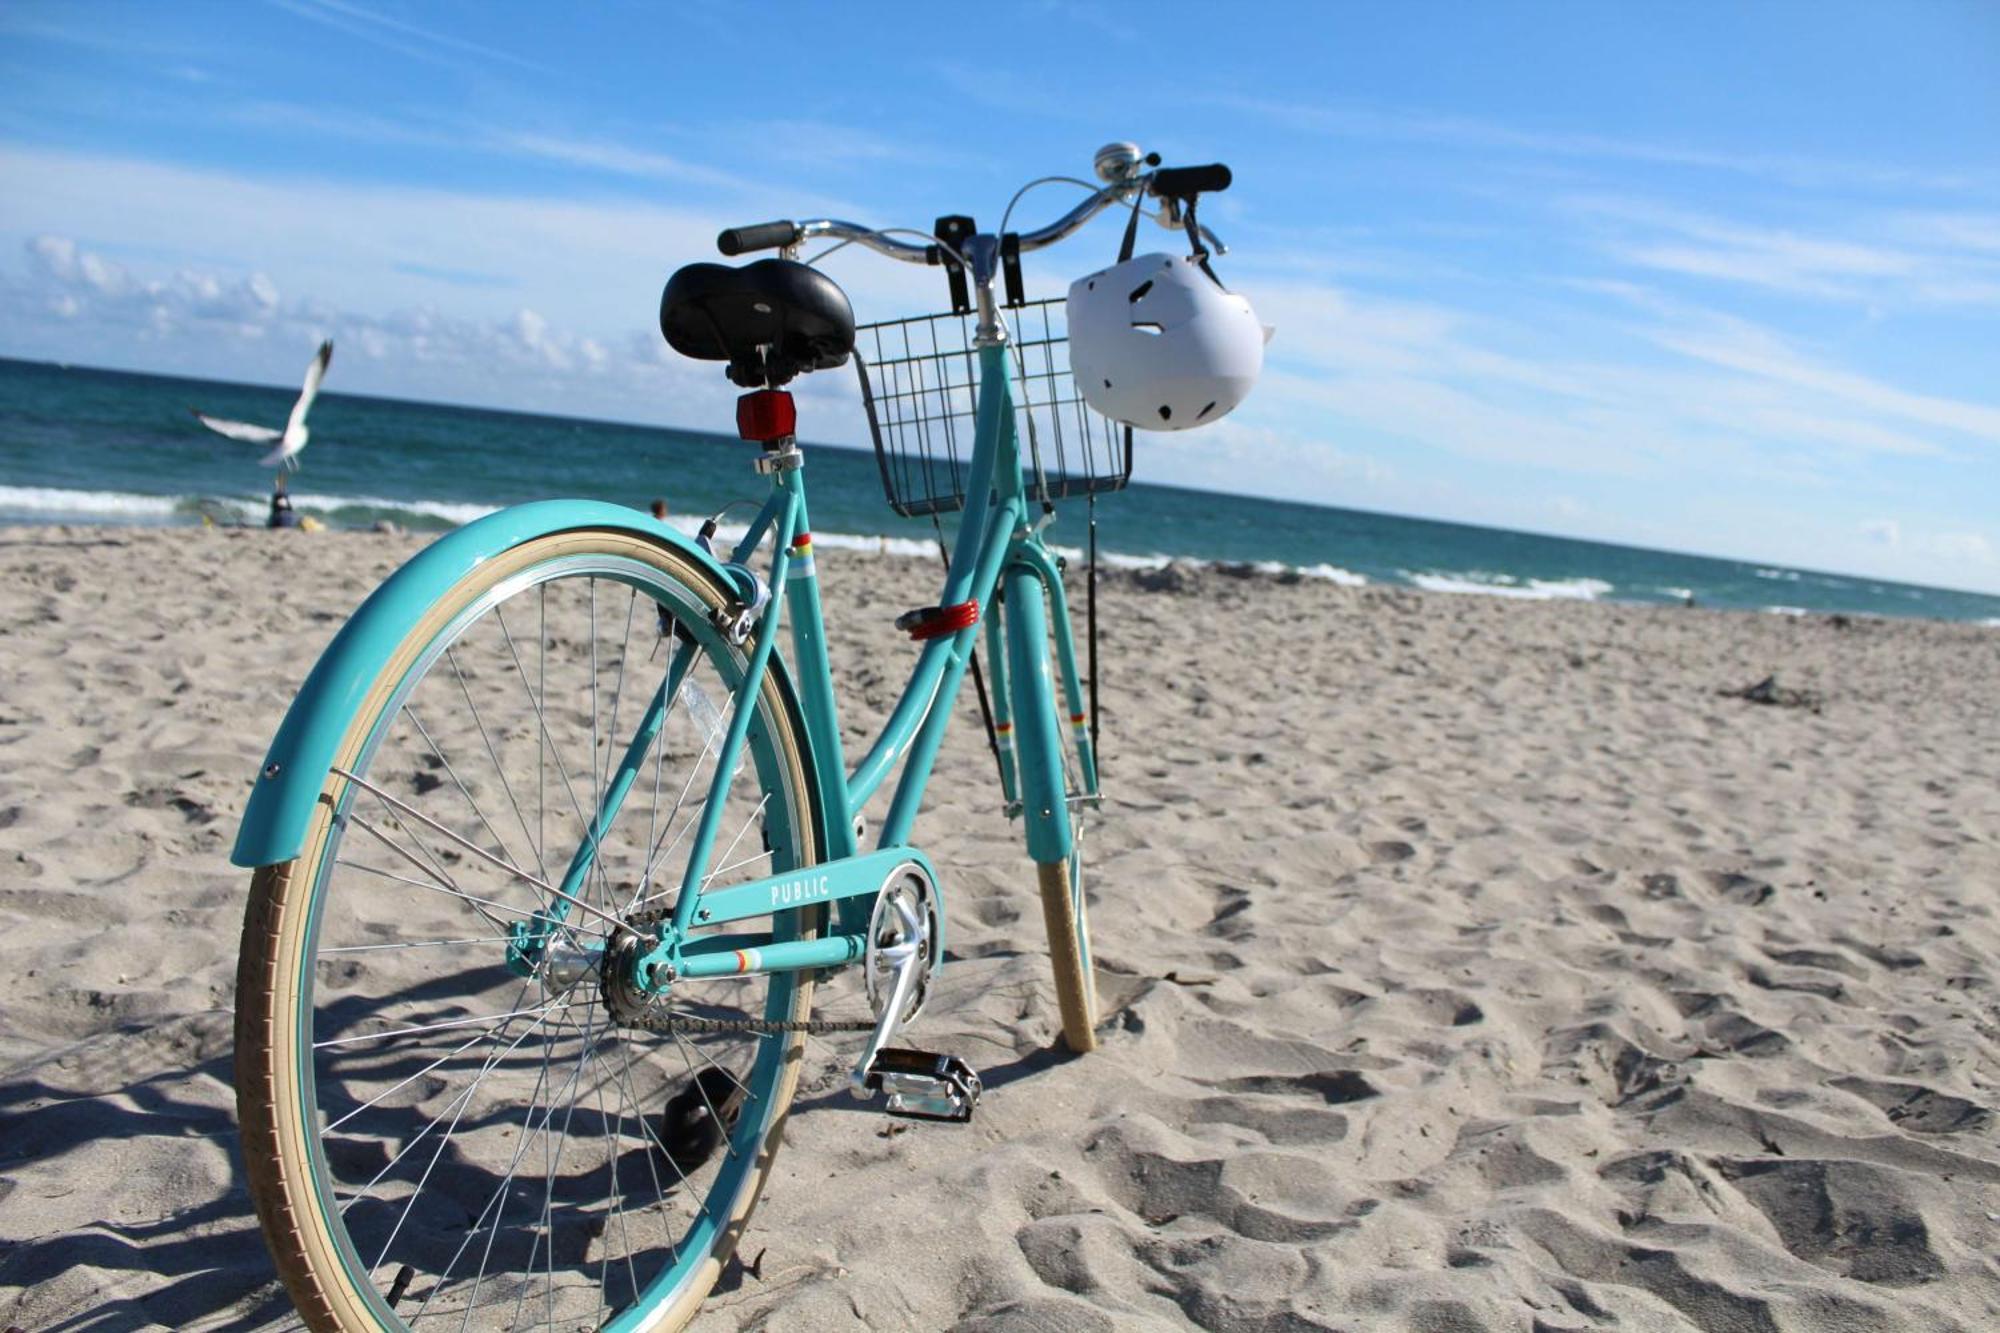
[933,514,1004,783]
[1088,490,1101,763]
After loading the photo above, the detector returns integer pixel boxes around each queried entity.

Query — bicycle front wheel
[236,528,821,1331]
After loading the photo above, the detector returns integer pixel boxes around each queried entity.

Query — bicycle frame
[234,232,1117,1007]
[584,336,1101,989]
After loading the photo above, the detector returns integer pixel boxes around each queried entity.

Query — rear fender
[231,501,760,868]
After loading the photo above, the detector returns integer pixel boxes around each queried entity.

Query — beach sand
[2,524,1997,1331]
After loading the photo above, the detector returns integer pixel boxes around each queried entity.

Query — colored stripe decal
[789,533,816,578]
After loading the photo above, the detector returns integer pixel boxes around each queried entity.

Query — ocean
[4,356,1997,624]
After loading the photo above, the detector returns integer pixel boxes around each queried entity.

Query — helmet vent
[1198,401,1217,420]
[1158,404,1172,422]
[1133,322,1164,336]
[1127,279,1155,303]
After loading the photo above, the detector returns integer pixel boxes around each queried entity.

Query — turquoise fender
[231,501,756,868]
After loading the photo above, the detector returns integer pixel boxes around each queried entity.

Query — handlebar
[1149,163,1231,198]
[714,151,1232,263]
[717,220,801,256]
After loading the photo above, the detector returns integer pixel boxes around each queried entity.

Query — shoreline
[5,512,1997,626]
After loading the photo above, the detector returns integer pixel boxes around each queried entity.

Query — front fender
[232,501,739,868]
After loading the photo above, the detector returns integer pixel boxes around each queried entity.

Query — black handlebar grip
[1150,164,1232,198]
[716,221,801,256]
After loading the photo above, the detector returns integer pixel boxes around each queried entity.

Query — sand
[2,524,1997,1331]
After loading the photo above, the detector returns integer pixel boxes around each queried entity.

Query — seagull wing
[191,410,282,444]
[287,340,333,436]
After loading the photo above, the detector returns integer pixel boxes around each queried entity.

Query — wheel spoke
[403,703,526,890]
[333,854,604,938]
[334,991,588,1215]
[321,981,532,1136]
[492,598,627,916]
[446,644,553,885]
[317,995,584,1052]
[336,766,629,934]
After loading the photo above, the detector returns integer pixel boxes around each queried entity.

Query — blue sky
[2,1,1996,590]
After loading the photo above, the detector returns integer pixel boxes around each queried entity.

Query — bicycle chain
[611,906,878,1038]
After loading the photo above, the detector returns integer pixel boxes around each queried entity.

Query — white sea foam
[1405,570,1612,601]
[1298,563,1368,586]
[1764,605,1810,616]
[0,484,499,527]
[807,530,937,559]
[0,485,185,518]
[301,494,502,525]
[1754,567,1802,582]
[1099,551,1173,572]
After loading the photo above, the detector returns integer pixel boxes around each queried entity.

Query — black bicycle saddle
[659,259,855,388]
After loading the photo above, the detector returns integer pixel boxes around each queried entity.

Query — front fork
[985,539,1100,843]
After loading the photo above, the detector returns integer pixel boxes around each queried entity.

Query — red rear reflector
[737,389,796,442]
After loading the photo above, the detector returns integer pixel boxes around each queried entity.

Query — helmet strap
[1117,191,1143,264]
[1183,197,1220,283]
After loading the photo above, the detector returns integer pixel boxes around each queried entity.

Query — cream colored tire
[1037,858,1098,1053]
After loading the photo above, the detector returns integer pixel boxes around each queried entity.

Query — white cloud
[1215,97,1981,192]
[267,0,549,75]
[1567,196,2000,308]
[1930,532,1994,566]
[4,231,743,424]
[1860,518,1900,546]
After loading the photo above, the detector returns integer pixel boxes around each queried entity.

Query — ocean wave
[1298,563,1368,586]
[1405,570,1612,601]
[0,484,498,528]
[302,494,502,525]
[0,484,1371,588]
[1754,567,1802,582]
[0,484,186,518]
[1764,605,1810,616]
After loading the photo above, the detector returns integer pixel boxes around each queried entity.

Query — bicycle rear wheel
[236,528,820,1331]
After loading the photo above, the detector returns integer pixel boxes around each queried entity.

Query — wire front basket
[855,299,1132,518]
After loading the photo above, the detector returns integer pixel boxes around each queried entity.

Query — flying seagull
[191,340,333,471]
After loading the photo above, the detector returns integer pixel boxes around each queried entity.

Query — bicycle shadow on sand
[0,1033,297,1332]
[0,961,623,1332]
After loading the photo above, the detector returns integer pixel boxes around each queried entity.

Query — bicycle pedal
[863,1047,981,1123]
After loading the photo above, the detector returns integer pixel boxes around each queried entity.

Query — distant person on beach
[650,498,668,520]
[267,488,300,530]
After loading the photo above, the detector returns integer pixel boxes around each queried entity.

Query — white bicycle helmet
[1066,252,1267,431]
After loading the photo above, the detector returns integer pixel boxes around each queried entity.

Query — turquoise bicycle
[232,143,1244,1330]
